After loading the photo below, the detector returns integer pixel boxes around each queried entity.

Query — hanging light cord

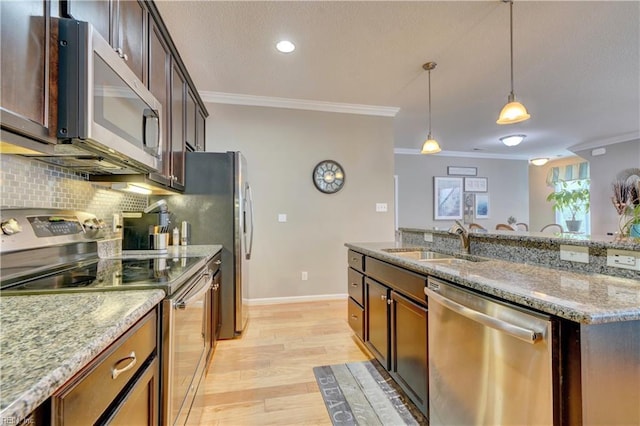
[508,0,515,100]
[427,68,432,137]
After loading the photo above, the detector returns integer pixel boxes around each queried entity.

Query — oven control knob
[1,218,22,235]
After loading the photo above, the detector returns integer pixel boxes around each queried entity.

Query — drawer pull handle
[351,257,358,262]
[214,260,222,265]
[111,351,137,379]
[351,283,358,287]
[351,314,358,320]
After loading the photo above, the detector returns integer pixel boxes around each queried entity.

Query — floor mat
[313,359,428,425]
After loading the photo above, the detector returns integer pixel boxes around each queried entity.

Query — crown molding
[199,91,400,117]
[568,132,640,152]
[394,148,529,160]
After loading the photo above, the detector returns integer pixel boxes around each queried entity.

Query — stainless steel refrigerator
[163,151,254,339]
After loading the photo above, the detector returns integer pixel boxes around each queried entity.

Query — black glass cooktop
[1,256,203,295]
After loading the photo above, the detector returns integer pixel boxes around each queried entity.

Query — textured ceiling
[155,1,640,160]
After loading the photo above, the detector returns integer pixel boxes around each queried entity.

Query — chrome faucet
[448,220,470,253]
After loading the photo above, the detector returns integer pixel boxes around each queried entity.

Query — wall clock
[313,160,345,194]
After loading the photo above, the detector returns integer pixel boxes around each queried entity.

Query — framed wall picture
[464,177,488,192]
[434,177,463,220]
[475,194,490,219]
[447,166,477,176]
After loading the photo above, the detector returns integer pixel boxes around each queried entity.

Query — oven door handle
[174,275,212,310]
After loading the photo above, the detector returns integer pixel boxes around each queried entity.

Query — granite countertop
[402,227,640,251]
[0,289,165,423]
[346,242,640,325]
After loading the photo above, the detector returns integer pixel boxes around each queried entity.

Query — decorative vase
[631,224,640,238]
[565,220,582,233]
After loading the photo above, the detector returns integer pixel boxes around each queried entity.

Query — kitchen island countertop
[346,242,640,325]
[0,289,165,423]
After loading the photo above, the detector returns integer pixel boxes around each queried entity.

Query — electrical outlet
[607,249,640,271]
[424,233,434,242]
[559,245,589,263]
[113,214,120,232]
[301,271,308,281]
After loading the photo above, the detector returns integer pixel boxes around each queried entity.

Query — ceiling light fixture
[421,61,441,154]
[111,183,152,195]
[530,158,549,166]
[499,134,526,147]
[276,40,295,53]
[496,0,531,125]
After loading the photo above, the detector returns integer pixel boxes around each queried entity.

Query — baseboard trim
[247,293,348,306]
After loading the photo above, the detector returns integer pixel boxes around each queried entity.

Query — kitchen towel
[313,360,427,425]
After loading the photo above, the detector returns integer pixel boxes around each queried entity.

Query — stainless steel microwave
[56,19,161,173]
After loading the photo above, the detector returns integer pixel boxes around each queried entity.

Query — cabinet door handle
[111,351,137,379]
[351,283,358,287]
[350,314,358,320]
[380,295,387,301]
[214,259,222,265]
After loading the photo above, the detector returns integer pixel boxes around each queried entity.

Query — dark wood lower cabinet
[349,252,428,417]
[390,291,428,415]
[365,277,390,370]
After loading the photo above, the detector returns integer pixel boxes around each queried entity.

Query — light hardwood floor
[192,298,372,425]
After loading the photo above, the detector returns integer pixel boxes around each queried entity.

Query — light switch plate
[559,245,589,264]
[606,249,640,271]
[376,203,388,212]
[278,214,287,223]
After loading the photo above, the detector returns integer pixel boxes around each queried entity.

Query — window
[554,179,590,234]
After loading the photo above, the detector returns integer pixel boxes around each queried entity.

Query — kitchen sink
[382,249,455,261]
[382,248,485,264]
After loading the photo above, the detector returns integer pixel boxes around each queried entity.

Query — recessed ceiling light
[499,134,526,147]
[276,40,295,53]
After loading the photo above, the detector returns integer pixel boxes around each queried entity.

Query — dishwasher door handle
[425,287,542,344]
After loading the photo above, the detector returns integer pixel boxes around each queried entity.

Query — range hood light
[111,183,152,195]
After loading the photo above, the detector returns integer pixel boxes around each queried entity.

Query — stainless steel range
[0,208,218,425]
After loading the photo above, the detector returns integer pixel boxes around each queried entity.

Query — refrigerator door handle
[245,182,255,260]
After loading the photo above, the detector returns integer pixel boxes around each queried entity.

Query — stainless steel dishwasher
[425,277,554,426]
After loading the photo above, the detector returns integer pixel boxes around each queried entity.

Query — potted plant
[546,180,590,232]
[623,204,640,237]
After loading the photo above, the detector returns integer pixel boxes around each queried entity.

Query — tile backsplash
[1,154,147,242]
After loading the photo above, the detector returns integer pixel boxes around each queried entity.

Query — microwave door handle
[425,287,543,344]
[142,108,159,152]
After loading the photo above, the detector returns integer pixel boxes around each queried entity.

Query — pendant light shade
[421,137,441,154]
[421,61,441,154]
[497,1,530,125]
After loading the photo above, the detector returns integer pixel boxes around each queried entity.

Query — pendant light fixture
[496,0,530,125]
[421,61,441,154]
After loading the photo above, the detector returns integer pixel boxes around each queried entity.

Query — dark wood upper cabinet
[64,0,146,83]
[114,0,146,83]
[185,89,197,151]
[196,107,206,152]
[0,0,53,141]
[170,63,186,189]
[63,0,111,44]
[148,20,171,184]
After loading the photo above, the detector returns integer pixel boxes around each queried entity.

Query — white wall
[395,154,529,230]
[205,104,395,300]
